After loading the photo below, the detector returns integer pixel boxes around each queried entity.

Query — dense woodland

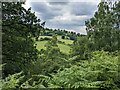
[1,1,120,90]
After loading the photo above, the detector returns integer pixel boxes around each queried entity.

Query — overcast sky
[23,0,101,34]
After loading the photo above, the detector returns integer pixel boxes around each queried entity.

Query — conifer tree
[2,2,43,77]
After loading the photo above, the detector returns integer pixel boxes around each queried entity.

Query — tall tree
[85,1,120,52]
[2,2,43,77]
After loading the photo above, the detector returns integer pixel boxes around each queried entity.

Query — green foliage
[2,72,24,90]
[44,35,60,57]
[71,36,93,60]
[2,2,43,77]
[2,1,120,90]
[2,50,119,89]
[61,35,65,39]
[28,36,70,76]
[46,51,119,89]
[20,75,49,88]
[85,1,120,52]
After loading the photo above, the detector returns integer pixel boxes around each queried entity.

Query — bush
[46,51,119,89]
[2,72,24,89]
[40,37,44,41]
[61,36,65,39]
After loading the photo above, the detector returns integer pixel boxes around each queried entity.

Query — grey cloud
[30,2,62,20]
[48,2,69,5]
[27,1,99,34]
[30,2,48,13]
[46,18,87,30]
[70,2,97,16]
[41,12,60,20]
[47,0,69,3]
[57,16,90,27]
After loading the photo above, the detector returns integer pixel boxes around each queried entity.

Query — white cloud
[79,26,87,35]
[23,0,100,34]
[22,0,31,9]
[25,0,100,3]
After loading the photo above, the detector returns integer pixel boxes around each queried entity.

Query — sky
[23,0,101,35]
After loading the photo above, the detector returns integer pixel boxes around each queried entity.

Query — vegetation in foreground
[1,1,120,90]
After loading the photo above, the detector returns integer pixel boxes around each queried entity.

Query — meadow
[35,36,73,54]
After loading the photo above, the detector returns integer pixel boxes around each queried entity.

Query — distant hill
[39,28,85,40]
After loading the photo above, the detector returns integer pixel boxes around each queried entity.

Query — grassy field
[35,41,48,50]
[39,36,52,39]
[59,39,73,44]
[58,44,71,54]
[35,36,73,54]
[39,36,73,44]
[36,41,71,54]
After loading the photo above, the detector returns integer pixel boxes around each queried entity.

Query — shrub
[46,51,119,89]
[61,36,65,39]
[2,72,24,90]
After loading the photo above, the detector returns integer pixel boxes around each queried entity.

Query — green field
[35,41,48,50]
[39,36,52,39]
[39,36,73,44]
[59,39,73,44]
[35,36,73,54]
[58,44,71,54]
[36,41,71,54]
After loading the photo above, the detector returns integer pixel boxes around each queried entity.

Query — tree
[77,33,80,36]
[44,35,60,59]
[2,2,43,77]
[70,36,93,60]
[61,35,65,39]
[31,35,70,75]
[85,1,120,52]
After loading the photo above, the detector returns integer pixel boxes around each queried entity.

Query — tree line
[40,27,81,40]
